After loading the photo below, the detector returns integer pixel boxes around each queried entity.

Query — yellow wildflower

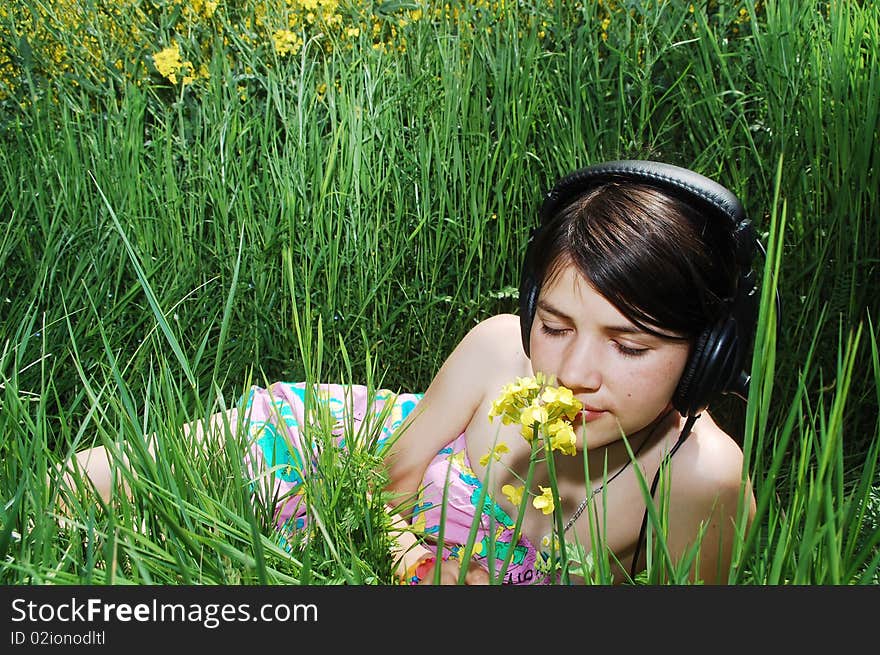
[533,486,555,515]
[488,392,518,424]
[502,484,524,507]
[488,375,545,424]
[272,29,302,57]
[540,385,582,420]
[547,419,577,456]
[479,442,510,467]
[519,403,549,440]
[153,44,182,84]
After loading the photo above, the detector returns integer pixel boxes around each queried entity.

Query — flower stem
[543,430,570,584]
[497,426,540,583]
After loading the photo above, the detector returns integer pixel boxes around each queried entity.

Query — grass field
[1,0,878,584]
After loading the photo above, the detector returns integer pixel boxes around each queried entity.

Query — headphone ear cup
[674,326,712,416]
[519,230,540,357]
[519,265,538,356]
[674,316,744,416]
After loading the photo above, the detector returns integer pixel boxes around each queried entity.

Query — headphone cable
[628,413,698,582]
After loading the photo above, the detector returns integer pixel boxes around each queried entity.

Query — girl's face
[529,262,691,449]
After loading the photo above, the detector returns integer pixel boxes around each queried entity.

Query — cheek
[621,351,690,400]
[528,327,547,367]
[528,341,551,376]
[528,330,563,375]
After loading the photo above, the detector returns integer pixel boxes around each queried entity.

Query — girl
[241,160,760,584]
[64,160,760,585]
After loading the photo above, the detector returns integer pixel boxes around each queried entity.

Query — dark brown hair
[532,182,739,340]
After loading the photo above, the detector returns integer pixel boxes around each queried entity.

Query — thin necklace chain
[561,413,669,535]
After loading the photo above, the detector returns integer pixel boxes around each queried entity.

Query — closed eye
[540,323,570,338]
[614,342,648,357]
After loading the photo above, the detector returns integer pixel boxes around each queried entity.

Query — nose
[555,336,602,393]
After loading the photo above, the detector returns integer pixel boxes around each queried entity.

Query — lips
[581,408,606,420]
[574,406,607,424]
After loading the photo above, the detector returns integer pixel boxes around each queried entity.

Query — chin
[571,415,616,449]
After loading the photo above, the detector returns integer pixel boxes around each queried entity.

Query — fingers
[464,563,490,585]
[417,558,490,585]
[416,559,458,585]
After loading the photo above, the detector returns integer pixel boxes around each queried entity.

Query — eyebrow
[536,299,646,335]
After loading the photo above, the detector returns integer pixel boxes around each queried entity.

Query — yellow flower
[519,403,549,440]
[194,0,218,18]
[502,484,524,507]
[152,45,182,84]
[489,375,543,424]
[272,29,302,57]
[547,419,577,456]
[533,486,555,515]
[540,385,582,420]
[479,442,510,466]
[488,392,518,424]
[489,373,581,452]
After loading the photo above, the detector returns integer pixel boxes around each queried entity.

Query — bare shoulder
[672,414,750,499]
[663,413,756,583]
[460,313,531,380]
[421,313,525,406]
[464,313,524,355]
[411,313,528,438]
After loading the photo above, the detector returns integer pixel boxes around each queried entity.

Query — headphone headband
[541,160,754,259]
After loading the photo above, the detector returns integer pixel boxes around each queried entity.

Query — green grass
[1,0,878,585]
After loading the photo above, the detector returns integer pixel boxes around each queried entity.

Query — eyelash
[614,343,648,358]
[540,324,569,338]
[539,324,648,358]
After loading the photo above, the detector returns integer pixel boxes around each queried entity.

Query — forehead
[538,262,623,319]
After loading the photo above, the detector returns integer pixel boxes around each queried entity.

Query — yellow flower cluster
[272,29,303,57]
[151,43,201,85]
[489,373,582,451]
[488,374,583,517]
[0,1,766,106]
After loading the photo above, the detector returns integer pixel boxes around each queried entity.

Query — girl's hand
[414,556,490,585]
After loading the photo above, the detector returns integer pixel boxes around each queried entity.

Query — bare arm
[382,316,524,584]
[55,408,239,506]
[384,315,517,512]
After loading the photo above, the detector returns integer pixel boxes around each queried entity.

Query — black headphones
[518,160,760,418]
